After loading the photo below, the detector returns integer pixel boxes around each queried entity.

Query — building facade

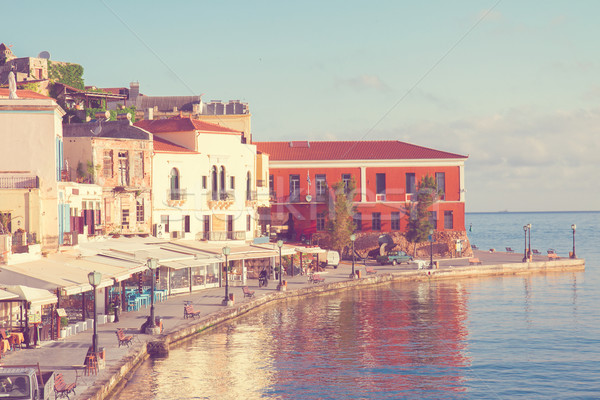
[0,90,66,250]
[255,140,468,241]
[135,115,265,242]
[62,120,153,236]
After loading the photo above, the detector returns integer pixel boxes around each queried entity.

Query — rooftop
[254,140,468,161]
[135,115,240,134]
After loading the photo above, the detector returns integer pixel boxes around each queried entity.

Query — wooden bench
[469,258,482,265]
[365,266,377,275]
[242,286,255,298]
[184,304,201,319]
[54,372,77,399]
[309,274,325,284]
[532,249,541,255]
[548,253,560,260]
[115,328,133,347]
[505,247,514,253]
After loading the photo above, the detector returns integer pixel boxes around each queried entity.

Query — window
[204,215,210,233]
[246,215,251,231]
[372,212,381,231]
[246,172,252,201]
[103,150,113,177]
[211,166,218,200]
[220,166,226,192]
[316,174,327,199]
[289,174,300,201]
[227,215,234,239]
[184,215,191,233]
[342,173,352,194]
[202,175,207,189]
[444,210,453,229]
[316,212,326,231]
[136,199,144,223]
[230,176,235,189]
[161,215,170,233]
[134,152,144,178]
[354,213,362,231]
[170,168,180,200]
[269,174,275,198]
[118,151,129,185]
[406,173,416,195]
[429,211,437,229]
[376,173,386,195]
[435,172,446,200]
[391,212,400,230]
[121,208,129,228]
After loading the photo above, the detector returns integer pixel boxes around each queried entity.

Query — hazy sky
[5,0,599,212]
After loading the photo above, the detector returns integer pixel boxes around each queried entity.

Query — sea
[118,212,600,399]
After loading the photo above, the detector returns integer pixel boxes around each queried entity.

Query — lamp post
[87,271,102,355]
[146,258,159,333]
[429,229,434,268]
[522,225,528,262]
[277,240,284,290]
[571,224,576,258]
[527,223,532,260]
[222,246,231,305]
[350,234,356,278]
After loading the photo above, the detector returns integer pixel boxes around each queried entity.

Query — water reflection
[120,280,472,399]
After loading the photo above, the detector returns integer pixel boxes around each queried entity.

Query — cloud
[334,74,390,92]
[378,107,600,211]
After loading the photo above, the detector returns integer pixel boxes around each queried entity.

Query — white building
[136,115,265,242]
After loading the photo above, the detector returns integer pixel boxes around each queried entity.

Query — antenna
[38,51,51,59]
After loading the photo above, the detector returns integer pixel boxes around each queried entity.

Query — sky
[3,0,600,212]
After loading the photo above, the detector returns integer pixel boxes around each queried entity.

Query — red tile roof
[254,140,467,161]
[153,136,198,153]
[135,115,240,134]
[0,88,52,100]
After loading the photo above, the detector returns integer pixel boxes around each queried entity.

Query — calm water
[119,212,600,399]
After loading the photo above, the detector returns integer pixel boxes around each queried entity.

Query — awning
[294,246,327,254]
[1,285,57,306]
[0,288,19,301]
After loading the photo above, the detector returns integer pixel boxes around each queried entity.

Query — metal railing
[208,190,235,201]
[0,175,39,189]
[167,188,187,201]
[208,230,246,241]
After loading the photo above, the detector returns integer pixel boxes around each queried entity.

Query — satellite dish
[38,51,51,59]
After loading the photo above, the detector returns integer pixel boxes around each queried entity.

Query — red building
[255,140,468,241]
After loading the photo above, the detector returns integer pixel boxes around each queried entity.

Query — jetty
[0,250,584,399]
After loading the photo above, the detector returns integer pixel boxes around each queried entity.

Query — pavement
[0,249,561,399]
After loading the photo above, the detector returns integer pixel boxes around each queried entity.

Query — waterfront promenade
[0,250,584,399]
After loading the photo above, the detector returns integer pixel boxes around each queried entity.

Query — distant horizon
[466,210,599,214]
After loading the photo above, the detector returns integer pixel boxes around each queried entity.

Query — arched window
[170,168,180,200]
[211,166,218,200]
[220,166,226,199]
[246,171,252,201]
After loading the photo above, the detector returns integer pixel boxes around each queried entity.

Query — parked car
[376,251,413,265]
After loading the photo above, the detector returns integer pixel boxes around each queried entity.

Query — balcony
[0,175,39,189]
[207,190,235,210]
[167,188,187,201]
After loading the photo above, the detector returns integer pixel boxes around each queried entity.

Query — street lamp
[222,246,231,305]
[87,271,102,355]
[527,223,532,260]
[146,258,159,333]
[522,225,528,262]
[277,240,284,290]
[571,224,576,258]
[429,229,434,268]
[350,234,356,278]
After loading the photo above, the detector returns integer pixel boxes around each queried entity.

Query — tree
[326,178,357,255]
[404,175,441,255]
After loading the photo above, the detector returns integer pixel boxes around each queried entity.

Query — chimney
[145,108,153,120]
[129,81,140,100]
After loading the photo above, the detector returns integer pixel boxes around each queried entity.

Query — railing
[0,175,39,189]
[208,190,235,201]
[245,190,257,201]
[208,231,246,241]
[167,188,187,201]
[256,179,266,187]
[315,193,328,202]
